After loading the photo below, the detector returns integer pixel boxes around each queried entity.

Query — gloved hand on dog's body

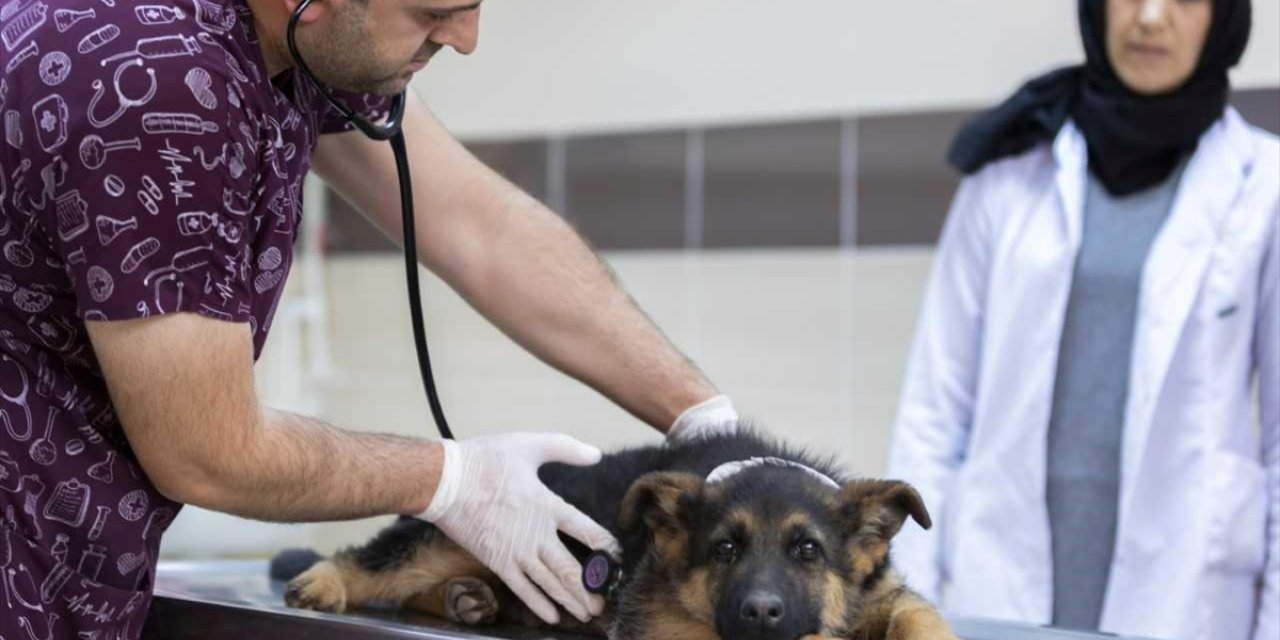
[418,433,621,625]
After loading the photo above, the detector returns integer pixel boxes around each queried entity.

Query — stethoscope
[287,0,452,440]
[0,354,33,442]
[287,1,623,594]
[87,58,158,129]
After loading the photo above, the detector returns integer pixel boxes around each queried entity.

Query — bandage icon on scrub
[143,113,219,135]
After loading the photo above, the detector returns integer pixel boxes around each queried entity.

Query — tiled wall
[325,88,1279,253]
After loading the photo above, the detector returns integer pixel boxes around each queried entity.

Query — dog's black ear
[619,472,704,536]
[840,480,932,541]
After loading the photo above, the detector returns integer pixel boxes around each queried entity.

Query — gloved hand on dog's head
[418,433,621,625]
[666,394,741,442]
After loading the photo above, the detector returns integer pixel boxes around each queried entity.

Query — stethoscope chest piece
[582,550,624,598]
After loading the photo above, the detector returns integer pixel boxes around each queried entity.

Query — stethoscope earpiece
[287,0,407,141]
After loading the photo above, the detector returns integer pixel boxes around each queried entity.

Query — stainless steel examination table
[140,561,1151,640]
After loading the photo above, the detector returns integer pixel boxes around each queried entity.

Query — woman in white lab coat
[887,0,1276,639]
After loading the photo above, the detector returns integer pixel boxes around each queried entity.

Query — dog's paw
[284,562,348,614]
[444,577,499,625]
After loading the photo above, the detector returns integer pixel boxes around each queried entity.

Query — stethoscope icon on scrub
[88,58,157,129]
[0,354,34,443]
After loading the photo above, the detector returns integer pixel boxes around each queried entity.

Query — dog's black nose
[739,592,785,628]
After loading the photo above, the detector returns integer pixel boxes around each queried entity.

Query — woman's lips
[1126,41,1171,58]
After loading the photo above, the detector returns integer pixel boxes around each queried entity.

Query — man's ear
[840,480,932,542]
[284,0,329,24]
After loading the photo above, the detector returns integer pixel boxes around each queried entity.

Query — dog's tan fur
[282,433,958,640]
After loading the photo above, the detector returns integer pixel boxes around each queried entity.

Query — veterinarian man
[888,1,1276,639]
[0,1,740,637]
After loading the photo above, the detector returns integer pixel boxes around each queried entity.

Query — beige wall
[414,0,1280,139]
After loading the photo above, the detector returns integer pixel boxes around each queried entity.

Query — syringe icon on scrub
[99,34,201,67]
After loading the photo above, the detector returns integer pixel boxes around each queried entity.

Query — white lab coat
[888,108,1279,640]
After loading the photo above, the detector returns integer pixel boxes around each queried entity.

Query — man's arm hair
[311,95,719,430]
[88,313,441,522]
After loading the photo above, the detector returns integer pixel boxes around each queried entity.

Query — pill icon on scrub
[103,174,125,197]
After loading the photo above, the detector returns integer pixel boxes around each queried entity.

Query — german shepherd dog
[274,430,956,640]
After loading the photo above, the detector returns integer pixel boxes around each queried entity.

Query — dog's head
[619,463,930,640]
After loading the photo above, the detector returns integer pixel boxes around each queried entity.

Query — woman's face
[1106,0,1213,95]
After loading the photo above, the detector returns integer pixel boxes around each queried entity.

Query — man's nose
[433,10,480,55]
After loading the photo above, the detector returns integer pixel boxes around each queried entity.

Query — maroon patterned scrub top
[1,1,387,637]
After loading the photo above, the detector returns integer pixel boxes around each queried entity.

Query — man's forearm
[186,409,442,522]
[450,190,719,429]
[311,100,720,430]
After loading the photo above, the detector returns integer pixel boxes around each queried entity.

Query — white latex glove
[419,433,620,625]
[666,394,741,441]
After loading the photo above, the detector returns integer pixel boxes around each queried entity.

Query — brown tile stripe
[321,87,1278,253]
[564,132,687,250]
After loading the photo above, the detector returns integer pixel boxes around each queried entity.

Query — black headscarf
[947,0,1251,196]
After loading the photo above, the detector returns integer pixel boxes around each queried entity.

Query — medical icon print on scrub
[1,1,45,52]
[37,50,70,86]
[184,68,217,109]
[142,113,218,135]
[194,0,236,34]
[53,190,88,241]
[79,134,140,170]
[28,406,58,466]
[120,238,160,273]
[0,3,397,633]
[86,265,113,302]
[102,174,125,197]
[134,5,184,25]
[87,450,116,484]
[95,215,137,245]
[87,59,157,128]
[99,33,201,66]
[117,490,147,522]
[1,353,35,441]
[87,506,109,542]
[5,40,38,73]
[77,24,118,55]
[137,175,162,215]
[52,6,93,32]
[44,477,90,527]
[4,109,21,148]
[30,94,66,152]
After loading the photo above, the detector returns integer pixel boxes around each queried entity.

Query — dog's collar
[705,457,841,490]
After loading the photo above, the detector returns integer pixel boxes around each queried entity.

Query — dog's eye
[792,539,822,562]
[713,540,738,564]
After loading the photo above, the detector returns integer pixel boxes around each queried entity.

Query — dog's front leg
[882,596,958,640]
